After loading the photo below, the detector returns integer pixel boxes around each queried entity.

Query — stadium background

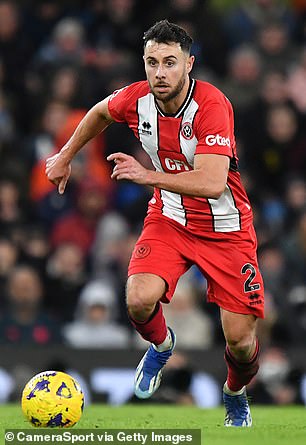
[0,0,306,407]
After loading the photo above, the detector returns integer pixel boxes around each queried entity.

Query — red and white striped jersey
[108,79,253,234]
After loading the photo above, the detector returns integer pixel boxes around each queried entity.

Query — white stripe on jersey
[137,93,160,167]
[208,185,240,231]
[161,190,186,226]
[137,93,187,226]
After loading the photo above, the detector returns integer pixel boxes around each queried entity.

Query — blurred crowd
[0,0,306,370]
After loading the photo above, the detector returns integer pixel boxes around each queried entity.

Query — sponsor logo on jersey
[205,134,230,147]
[181,122,193,140]
[158,151,192,173]
[139,121,152,135]
[164,158,190,171]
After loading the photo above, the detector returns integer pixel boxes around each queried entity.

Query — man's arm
[46,97,113,194]
[107,152,229,199]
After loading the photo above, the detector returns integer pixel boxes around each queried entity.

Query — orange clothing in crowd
[30,109,112,201]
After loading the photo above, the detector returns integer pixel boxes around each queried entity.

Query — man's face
[144,40,194,103]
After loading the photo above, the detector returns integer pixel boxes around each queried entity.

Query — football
[21,370,84,427]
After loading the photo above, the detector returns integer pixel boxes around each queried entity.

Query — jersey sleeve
[195,98,233,157]
[107,85,131,123]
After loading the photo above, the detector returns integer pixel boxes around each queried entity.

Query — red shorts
[128,215,264,318]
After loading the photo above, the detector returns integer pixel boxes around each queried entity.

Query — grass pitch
[0,404,305,445]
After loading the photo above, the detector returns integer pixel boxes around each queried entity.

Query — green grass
[1,404,305,445]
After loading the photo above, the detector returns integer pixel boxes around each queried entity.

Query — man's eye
[149,61,156,66]
[166,61,174,67]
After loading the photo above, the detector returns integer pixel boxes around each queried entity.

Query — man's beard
[150,74,186,103]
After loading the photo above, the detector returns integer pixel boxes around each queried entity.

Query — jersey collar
[154,78,196,118]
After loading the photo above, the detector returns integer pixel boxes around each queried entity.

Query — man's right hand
[45,152,72,195]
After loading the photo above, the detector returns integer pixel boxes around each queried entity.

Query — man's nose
[156,64,166,78]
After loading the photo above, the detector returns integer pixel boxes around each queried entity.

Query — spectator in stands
[32,17,87,76]
[48,66,84,108]
[284,177,306,232]
[241,69,289,147]
[258,244,289,308]
[0,265,62,344]
[63,279,130,348]
[19,226,50,275]
[161,275,214,350]
[23,1,64,51]
[287,47,306,114]
[92,0,142,59]
[257,244,292,344]
[282,209,306,288]
[249,104,306,193]
[30,108,112,231]
[24,101,70,172]
[0,237,18,301]
[222,0,296,49]
[45,242,87,322]
[0,179,29,236]
[91,222,138,326]
[255,21,298,73]
[0,0,34,130]
[286,285,306,342]
[91,212,130,277]
[50,178,108,255]
[221,45,262,124]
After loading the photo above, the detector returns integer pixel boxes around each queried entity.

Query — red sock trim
[128,302,167,345]
[225,338,260,392]
[129,301,161,325]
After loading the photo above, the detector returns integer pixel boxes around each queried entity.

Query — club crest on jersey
[181,122,193,140]
[134,243,151,258]
[139,121,152,135]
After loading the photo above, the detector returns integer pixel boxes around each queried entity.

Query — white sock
[223,381,245,396]
[153,329,173,352]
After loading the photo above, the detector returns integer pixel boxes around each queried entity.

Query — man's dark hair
[143,20,193,54]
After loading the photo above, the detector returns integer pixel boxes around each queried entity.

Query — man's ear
[187,55,195,74]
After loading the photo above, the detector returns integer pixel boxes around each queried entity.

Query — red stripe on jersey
[157,116,181,152]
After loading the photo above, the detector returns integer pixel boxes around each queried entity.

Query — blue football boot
[134,327,176,399]
[223,387,252,427]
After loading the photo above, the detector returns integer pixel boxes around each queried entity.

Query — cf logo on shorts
[135,243,151,258]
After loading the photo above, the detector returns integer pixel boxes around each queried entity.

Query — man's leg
[127,273,176,399]
[127,273,167,343]
[221,308,259,427]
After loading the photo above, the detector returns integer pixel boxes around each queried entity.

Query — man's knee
[221,310,257,360]
[126,274,166,320]
[226,333,256,361]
